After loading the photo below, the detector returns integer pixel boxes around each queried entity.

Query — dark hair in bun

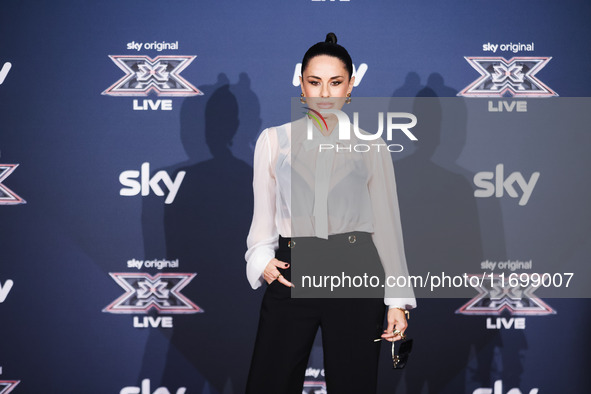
[325,32,338,44]
[301,32,353,79]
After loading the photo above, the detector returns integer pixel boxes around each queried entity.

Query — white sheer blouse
[245,117,416,310]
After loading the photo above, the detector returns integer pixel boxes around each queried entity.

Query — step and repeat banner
[1,0,590,393]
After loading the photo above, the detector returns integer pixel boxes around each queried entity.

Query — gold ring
[276,273,282,279]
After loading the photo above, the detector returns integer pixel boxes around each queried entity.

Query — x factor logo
[103,273,203,314]
[455,274,555,316]
[0,164,26,205]
[0,381,20,394]
[102,55,203,97]
[458,57,557,97]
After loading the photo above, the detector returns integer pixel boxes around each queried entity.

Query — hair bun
[325,32,337,44]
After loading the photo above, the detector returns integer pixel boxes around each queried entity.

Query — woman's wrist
[389,306,410,320]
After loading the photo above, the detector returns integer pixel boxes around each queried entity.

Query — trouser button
[348,235,356,243]
[288,240,296,248]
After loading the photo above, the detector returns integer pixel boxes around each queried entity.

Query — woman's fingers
[263,268,281,284]
[277,273,294,288]
[381,329,405,342]
[263,258,291,285]
[272,258,290,269]
[381,308,408,342]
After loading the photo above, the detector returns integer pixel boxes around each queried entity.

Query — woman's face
[300,55,355,113]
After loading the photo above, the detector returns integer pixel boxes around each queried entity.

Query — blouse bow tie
[301,131,348,239]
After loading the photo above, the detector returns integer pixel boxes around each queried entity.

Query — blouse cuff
[245,247,275,290]
[385,298,417,310]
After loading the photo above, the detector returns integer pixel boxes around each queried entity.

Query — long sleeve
[245,128,279,289]
[368,142,417,310]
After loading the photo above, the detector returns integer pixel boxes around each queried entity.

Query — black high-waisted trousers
[246,231,387,394]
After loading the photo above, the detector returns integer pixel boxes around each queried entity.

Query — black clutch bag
[392,337,413,369]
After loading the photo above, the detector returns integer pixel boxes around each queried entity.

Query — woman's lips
[316,102,333,109]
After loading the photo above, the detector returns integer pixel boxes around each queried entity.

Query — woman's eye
[331,81,342,86]
[308,81,319,86]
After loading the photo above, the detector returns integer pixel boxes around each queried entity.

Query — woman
[245,33,416,393]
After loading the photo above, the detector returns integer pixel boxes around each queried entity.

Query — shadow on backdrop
[139,73,262,394]
[375,74,520,394]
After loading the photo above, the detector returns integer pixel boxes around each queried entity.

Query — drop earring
[345,93,351,104]
[300,93,306,104]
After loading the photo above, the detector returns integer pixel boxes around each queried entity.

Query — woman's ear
[348,76,356,94]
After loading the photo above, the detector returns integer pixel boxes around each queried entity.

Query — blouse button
[288,240,296,248]
[348,235,356,244]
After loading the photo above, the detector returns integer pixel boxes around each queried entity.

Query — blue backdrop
[1,0,590,393]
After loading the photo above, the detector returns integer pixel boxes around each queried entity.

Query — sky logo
[0,62,11,85]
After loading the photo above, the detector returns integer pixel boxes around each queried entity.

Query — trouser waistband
[278,231,372,251]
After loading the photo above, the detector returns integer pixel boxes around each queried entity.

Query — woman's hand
[381,308,408,342]
[263,258,293,287]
